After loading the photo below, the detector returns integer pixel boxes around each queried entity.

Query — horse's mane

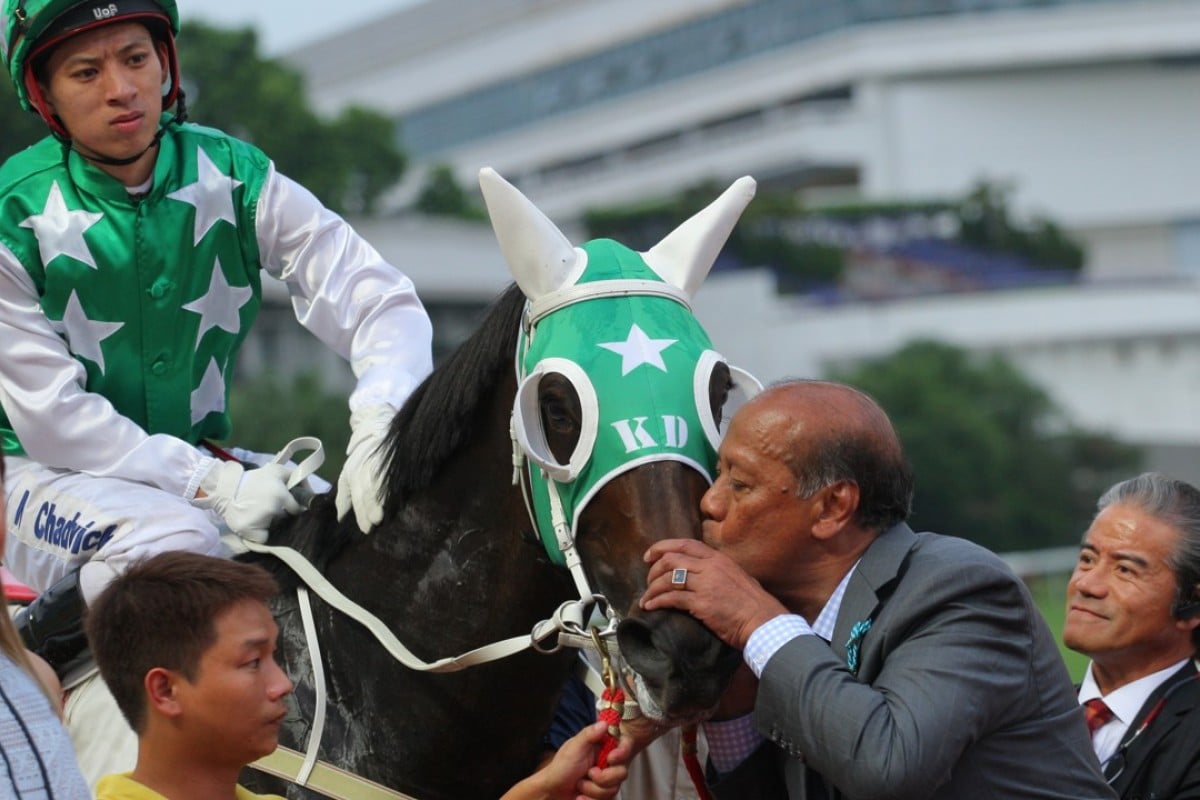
[257,283,525,577]
[380,282,524,506]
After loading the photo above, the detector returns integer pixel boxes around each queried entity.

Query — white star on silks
[598,323,678,376]
[182,257,252,347]
[167,147,243,245]
[190,358,227,425]
[55,291,124,375]
[20,181,104,270]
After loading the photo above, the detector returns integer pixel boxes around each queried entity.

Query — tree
[0,74,58,161]
[177,22,404,214]
[0,22,405,215]
[328,107,408,216]
[226,372,351,483]
[580,177,1084,295]
[831,341,1141,553]
[957,181,1084,271]
[584,180,845,286]
[415,164,486,219]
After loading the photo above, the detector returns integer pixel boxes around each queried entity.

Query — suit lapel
[1108,661,1199,786]
[806,525,918,800]
[831,523,917,670]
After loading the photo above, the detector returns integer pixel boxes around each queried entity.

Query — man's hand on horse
[640,538,788,651]
[193,460,302,544]
[336,403,396,534]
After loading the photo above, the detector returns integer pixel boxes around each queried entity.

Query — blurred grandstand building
[253,0,1200,480]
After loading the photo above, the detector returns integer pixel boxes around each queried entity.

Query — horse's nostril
[616,616,670,679]
[616,611,741,720]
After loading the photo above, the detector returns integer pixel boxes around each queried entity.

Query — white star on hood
[20,182,104,269]
[182,257,252,347]
[598,323,677,376]
[191,358,227,425]
[167,147,243,245]
[55,291,124,374]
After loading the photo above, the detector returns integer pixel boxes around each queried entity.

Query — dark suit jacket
[711,523,1115,800]
[1106,660,1200,800]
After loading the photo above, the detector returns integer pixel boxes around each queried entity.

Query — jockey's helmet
[1,0,181,136]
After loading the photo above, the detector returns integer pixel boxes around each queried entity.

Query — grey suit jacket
[711,523,1115,800]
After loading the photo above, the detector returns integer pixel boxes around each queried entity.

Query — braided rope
[595,686,625,769]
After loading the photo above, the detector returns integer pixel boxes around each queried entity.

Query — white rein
[232,437,631,800]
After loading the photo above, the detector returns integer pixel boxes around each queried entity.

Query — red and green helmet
[1,0,180,134]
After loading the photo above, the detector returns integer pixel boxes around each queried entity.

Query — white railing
[1001,545,1079,579]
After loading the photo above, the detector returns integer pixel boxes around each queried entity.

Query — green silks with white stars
[0,122,268,455]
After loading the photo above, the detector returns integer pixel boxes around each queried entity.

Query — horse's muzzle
[615,608,740,721]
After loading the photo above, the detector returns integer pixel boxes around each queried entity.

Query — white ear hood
[479,167,585,301]
[642,176,756,298]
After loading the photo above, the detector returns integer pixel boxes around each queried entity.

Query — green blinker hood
[480,168,762,570]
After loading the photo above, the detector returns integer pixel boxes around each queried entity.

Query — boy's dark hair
[85,551,279,733]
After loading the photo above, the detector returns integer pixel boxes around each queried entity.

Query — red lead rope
[593,691,714,800]
[681,724,715,800]
[595,686,625,769]
[589,627,712,799]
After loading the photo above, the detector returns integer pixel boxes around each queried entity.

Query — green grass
[1026,571,1089,683]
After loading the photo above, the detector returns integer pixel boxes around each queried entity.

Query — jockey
[0,0,433,679]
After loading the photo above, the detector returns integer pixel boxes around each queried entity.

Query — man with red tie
[1064,472,1200,798]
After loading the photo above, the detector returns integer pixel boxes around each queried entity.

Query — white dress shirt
[1078,657,1190,767]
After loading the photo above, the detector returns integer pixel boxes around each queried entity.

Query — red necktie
[1083,698,1114,737]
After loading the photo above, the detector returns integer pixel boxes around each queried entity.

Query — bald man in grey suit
[640,380,1114,799]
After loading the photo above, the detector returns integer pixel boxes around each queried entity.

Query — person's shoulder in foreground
[0,642,91,799]
[96,772,284,800]
[0,455,90,799]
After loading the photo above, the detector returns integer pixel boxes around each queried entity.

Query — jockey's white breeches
[3,446,329,791]
[2,446,330,603]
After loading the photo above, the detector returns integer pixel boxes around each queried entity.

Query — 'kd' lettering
[612,417,657,453]
[662,415,688,448]
[611,415,690,453]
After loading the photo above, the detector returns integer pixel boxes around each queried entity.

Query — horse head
[480,168,759,721]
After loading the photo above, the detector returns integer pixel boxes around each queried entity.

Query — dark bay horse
[246,170,759,799]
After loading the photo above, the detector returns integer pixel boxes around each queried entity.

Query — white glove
[193,460,302,544]
[336,404,395,533]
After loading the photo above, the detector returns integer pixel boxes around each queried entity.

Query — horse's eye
[539,372,583,463]
[707,361,732,430]
[541,393,574,432]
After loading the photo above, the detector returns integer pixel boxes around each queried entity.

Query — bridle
[510,276,699,615]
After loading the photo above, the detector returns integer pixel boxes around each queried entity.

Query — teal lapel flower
[844,618,873,676]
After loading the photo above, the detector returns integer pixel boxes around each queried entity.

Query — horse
[245,169,760,799]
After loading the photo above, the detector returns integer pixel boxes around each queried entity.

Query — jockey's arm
[254,165,434,531]
[253,164,433,414]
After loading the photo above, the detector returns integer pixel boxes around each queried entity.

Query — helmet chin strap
[72,130,161,167]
